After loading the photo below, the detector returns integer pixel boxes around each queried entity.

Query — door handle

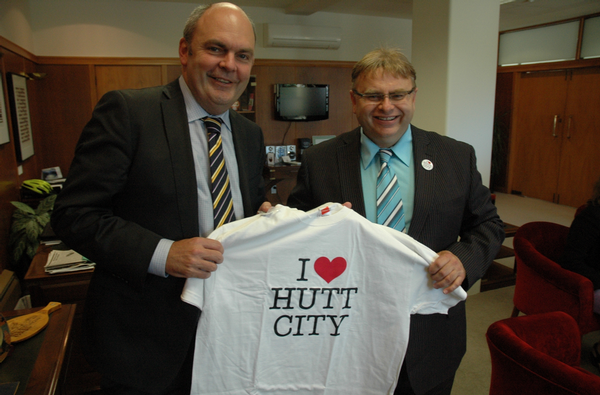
[552,115,560,138]
[567,115,572,139]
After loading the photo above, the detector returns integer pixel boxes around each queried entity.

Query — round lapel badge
[421,159,434,171]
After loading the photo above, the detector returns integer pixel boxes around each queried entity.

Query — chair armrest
[514,236,593,299]
[488,312,581,366]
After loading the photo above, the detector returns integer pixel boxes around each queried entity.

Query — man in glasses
[287,47,504,395]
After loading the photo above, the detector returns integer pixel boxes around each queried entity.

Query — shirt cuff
[148,239,174,277]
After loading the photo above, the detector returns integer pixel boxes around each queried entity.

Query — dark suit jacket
[51,79,266,392]
[287,126,504,393]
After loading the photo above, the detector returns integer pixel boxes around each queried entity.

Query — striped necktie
[203,117,235,229]
[377,148,406,232]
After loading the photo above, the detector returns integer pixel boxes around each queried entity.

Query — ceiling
[142,0,600,31]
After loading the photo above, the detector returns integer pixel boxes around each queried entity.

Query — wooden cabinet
[508,67,600,207]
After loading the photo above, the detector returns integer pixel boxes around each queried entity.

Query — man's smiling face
[351,70,417,148]
[179,4,255,115]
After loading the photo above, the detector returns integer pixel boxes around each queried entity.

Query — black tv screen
[275,84,329,121]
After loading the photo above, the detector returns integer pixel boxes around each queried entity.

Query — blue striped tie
[203,117,235,228]
[377,149,406,232]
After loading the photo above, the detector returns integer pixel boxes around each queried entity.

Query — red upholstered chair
[512,221,600,335]
[486,312,600,395]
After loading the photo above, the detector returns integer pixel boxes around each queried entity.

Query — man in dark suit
[287,47,504,395]
[51,3,268,394]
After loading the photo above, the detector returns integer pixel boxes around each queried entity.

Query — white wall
[445,0,499,188]
[2,0,411,62]
[412,0,499,187]
[0,0,34,51]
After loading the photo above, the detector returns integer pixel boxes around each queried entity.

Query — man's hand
[165,237,224,279]
[429,250,466,294]
[258,201,272,213]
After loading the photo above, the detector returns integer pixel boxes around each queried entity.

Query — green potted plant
[8,194,57,278]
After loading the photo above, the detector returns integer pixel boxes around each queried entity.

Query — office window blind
[498,21,579,66]
[581,16,600,59]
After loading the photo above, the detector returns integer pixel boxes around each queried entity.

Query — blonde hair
[351,47,416,89]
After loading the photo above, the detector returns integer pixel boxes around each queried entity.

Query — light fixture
[18,72,47,80]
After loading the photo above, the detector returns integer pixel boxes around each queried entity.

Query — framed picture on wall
[0,75,10,145]
[7,72,34,161]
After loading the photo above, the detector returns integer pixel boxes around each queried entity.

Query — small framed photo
[0,76,9,145]
[7,73,34,161]
[42,166,63,181]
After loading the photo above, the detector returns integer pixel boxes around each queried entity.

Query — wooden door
[510,71,568,202]
[556,67,600,207]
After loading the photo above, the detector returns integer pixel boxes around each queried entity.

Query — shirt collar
[179,76,232,132]
[360,124,413,170]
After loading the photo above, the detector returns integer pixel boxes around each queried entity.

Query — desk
[0,304,75,395]
[24,246,100,394]
[264,165,300,205]
[480,222,519,292]
[24,245,93,309]
[503,223,519,238]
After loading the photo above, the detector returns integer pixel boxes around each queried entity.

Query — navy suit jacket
[52,79,266,391]
[288,126,504,393]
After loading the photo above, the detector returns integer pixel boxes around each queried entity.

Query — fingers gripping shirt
[181,203,466,395]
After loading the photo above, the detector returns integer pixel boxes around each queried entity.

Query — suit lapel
[337,128,367,217]
[409,126,435,240]
[161,81,200,238]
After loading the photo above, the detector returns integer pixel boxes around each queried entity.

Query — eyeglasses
[352,87,416,104]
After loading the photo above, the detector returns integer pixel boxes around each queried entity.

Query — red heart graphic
[314,257,347,283]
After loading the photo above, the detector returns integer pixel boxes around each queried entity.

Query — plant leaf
[36,194,57,215]
[11,201,35,214]
[12,210,33,220]
[35,213,50,228]
[24,221,42,242]
[10,238,27,264]
[26,242,39,260]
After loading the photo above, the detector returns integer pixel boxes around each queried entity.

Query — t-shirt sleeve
[387,228,467,315]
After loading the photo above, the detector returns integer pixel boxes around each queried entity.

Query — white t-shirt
[182,203,466,395]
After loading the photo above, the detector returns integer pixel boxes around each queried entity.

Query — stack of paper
[45,250,95,274]
[40,223,61,246]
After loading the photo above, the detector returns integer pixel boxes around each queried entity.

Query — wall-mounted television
[275,84,329,121]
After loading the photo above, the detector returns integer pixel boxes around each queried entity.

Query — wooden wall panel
[22,57,44,183]
[0,66,20,273]
[0,50,27,273]
[166,65,182,84]
[94,65,163,102]
[253,63,358,147]
[36,64,93,176]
